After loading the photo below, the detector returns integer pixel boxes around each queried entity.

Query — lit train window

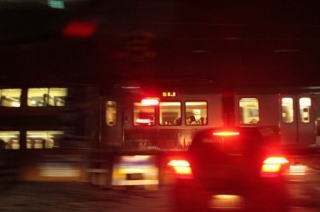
[28,88,67,107]
[159,102,181,126]
[26,131,64,149]
[0,89,22,107]
[133,102,155,126]
[106,101,117,126]
[299,97,311,123]
[185,102,207,126]
[0,131,20,150]
[281,98,294,123]
[239,98,260,124]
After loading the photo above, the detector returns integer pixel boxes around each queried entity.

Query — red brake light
[261,156,289,177]
[141,98,159,106]
[136,118,152,124]
[168,159,192,177]
[263,157,289,165]
[213,131,240,137]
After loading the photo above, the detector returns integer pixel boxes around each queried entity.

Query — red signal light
[213,131,240,137]
[141,98,159,106]
[62,20,97,38]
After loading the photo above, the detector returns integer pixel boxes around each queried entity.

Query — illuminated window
[133,102,155,126]
[0,89,21,107]
[48,88,67,106]
[299,97,311,123]
[239,98,260,124]
[185,102,207,126]
[106,101,117,126]
[281,98,294,123]
[26,131,64,149]
[0,131,20,150]
[28,88,67,107]
[159,102,181,125]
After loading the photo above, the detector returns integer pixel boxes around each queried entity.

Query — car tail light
[141,98,159,106]
[261,156,289,177]
[212,131,240,137]
[168,159,192,179]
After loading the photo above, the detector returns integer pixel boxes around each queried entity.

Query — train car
[102,84,320,152]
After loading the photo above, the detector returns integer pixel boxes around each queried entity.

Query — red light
[261,156,289,177]
[263,157,289,165]
[62,20,97,38]
[141,98,159,106]
[168,160,190,167]
[213,131,240,137]
[168,159,192,177]
[136,118,152,124]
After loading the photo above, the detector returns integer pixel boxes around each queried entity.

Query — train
[102,83,320,152]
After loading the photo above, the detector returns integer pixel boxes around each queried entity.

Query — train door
[235,94,279,126]
[280,95,315,146]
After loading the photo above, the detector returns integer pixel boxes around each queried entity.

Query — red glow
[168,159,192,176]
[62,20,97,38]
[168,160,190,167]
[263,156,289,165]
[213,131,240,137]
[136,118,152,124]
[141,98,159,106]
[261,156,289,177]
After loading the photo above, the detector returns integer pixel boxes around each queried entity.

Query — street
[0,180,320,212]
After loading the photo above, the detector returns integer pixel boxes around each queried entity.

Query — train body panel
[102,85,320,151]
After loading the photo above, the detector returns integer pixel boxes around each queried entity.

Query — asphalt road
[0,181,320,212]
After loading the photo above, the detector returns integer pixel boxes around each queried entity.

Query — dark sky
[1,0,320,87]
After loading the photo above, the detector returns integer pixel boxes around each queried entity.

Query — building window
[185,101,207,126]
[106,101,117,126]
[159,102,181,125]
[28,88,67,107]
[299,97,311,123]
[133,102,155,126]
[281,98,294,123]
[239,98,260,124]
[26,131,64,149]
[0,131,20,150]
[0,89,22,107]
[48,88,67,106]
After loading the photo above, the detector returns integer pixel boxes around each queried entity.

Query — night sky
[1,0,320,88]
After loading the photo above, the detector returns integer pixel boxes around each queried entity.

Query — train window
[299,97,311,123]
[28,88,67,107]
[0,89,22,107]
[0,131,20,150]
[239,98,260,124]
[159,102,181,125]
[106,101,117,126]
[185,102,207,126]
[26,131,64,149]
[133,102,155,126]
[48,88,67,106]
[281,98,294,123]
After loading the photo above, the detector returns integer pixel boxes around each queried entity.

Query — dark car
[168,127,290,212]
